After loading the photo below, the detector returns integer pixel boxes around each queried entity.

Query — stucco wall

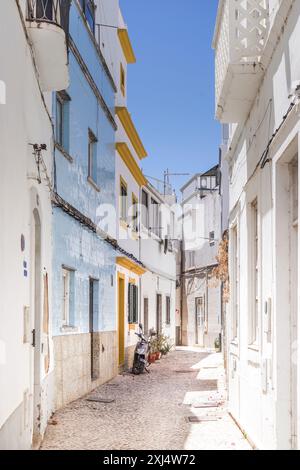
[51,0,117,412]
[0,1,54,449]
[223,0,300,450]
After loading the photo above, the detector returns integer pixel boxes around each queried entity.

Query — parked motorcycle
[132,324,154,375]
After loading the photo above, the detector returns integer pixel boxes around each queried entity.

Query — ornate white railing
[231,0,269,62]
[214,0,270,121]
[27,0,71,31]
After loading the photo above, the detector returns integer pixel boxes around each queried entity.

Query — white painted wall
[140,185,177,345]
[180,173,222,348]
[0,1,54,449]
[215,0,300,450]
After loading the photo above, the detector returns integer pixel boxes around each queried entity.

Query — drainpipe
[139,186,142,325]
[180,240,184,346]
[206,269,209,347]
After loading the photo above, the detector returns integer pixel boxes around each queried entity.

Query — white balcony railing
[213,0,270,123]
[26,0,71,91]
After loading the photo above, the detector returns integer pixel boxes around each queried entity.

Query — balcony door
[156,294,162,335]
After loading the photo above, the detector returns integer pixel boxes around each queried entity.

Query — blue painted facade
[52,1,116,337]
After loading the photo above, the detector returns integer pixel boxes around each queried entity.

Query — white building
[0,0,70,449]
[99,1,178,368]
[180,167,222,348]
[213,0,300,449]
[103,2,150,370]
[140,182,177,347]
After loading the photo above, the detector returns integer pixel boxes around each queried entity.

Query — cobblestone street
[41,348,251,450]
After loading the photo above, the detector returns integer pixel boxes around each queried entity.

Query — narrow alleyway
[41,348,251,450]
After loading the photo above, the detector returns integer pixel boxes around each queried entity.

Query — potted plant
[160,335,173,356]
[160,336,173,356]
[148,337,157,364]
[156,334,166,359]
[214,336,221,352]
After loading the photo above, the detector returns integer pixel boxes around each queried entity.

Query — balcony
[213,0,270,123]
[26,0,71,91]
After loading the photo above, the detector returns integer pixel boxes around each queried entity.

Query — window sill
[229,339,239,358]
[248,343,259,352]
[248,345,260,367]
[60,325,78,334]
[55,142,73,163]
[150,231,162,243]
[230,339,239,348]
[186,266,196,272]
[87,176,100,192]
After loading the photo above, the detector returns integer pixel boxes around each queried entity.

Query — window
[88,129,98,184]
[231,225,239,340]
[132,194,138,233]
[120,63,125,96]
[56,91,70,151]
[195,297,205,328]
[62,268,74,327]
[192,208,197,234]
[170,211,175,240]
[79,0,95,33]
[166,296,171,325]
[249,200,259,345]
[187,251,195,269]
[156,294,162,334]
[151,198,160,237]
[128,283,138,324]
[142,190,149,228]
[209,231,215,246]
[144,298,149,335]
[120,178,128,222]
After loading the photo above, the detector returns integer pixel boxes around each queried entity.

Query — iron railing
[27,0,71,33]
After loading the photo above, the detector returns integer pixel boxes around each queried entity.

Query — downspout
[139,186,142,325]
[206,269,209,347]
[180,240,184,346]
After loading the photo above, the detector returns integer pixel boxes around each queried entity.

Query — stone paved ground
[41,347,251,450]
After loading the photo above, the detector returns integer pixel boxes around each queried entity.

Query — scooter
[132,323,153,375]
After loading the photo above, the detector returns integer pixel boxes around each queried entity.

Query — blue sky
[120,0,220,196]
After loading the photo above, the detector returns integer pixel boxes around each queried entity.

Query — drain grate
[175,370,195,374]
[186,416,221,423]
[192,402,222,409]
[86,397,115,403]
[197,379,218,390]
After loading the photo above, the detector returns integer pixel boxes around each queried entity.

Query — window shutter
[128,283,132,323]
[133,285,138,323]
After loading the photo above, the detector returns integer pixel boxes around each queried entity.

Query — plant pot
[148,353,156,364]
[155,352,161,360]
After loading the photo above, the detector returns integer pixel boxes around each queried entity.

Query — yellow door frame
[117,272,125,366]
